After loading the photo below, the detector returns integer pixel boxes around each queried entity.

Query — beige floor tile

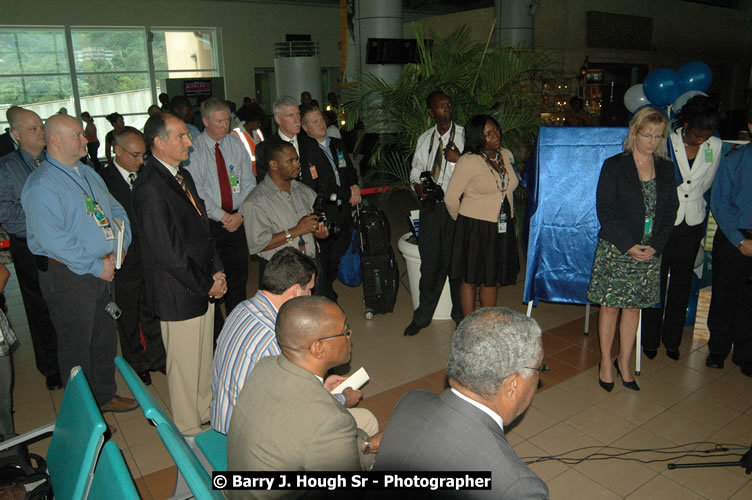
[653,363,721,392]
[626,474,708,499]
[360,380,388,399]
[530,386,592,420]
[556,367,620,404]
[141,466,178,500]
[408,344,451,375]
[512,440,570,483]
[565,405,637,444]
[720,413,752,442]
[730,480,752,499]
[596,389,667,426]
[28,438,51,459]
[692,381,752,414]
[574,455,658,497]
[609,428,692,473]
[670,392,741,430]
[528,422,605,458]
[662,456,749,500]
[119,445,142,479]
[130,440,175,476]
[362,360,423,392]
[547,468,621,499]
[506,406,559,440]
[642,408,718,445]
[634,376,694,408]
[679,349,736,375]
[118,414,161,448]
[13,396,56,433]
[705,430,752,479]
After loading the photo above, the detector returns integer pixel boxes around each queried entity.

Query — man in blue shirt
[21,114,137,411]
[0,108,61,390]
[707,111,752,377]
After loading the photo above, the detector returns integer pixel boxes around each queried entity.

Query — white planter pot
[397,232,453,320]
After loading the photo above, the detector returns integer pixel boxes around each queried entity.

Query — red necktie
[215,143,233,213]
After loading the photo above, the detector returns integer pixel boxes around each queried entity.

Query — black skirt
[450,211,519,287]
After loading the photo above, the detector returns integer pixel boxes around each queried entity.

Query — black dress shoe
[643,349,657,360]
[705,356,724,369]
[598,363,613,392]
[46,373,62,391]
[614,359,640,391]
[666,349,680,361]
[138,371,153,386]
[152,365,166,375]
[403,322,423,337]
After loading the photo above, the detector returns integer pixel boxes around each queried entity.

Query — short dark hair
[463,114,501,155]
[144,111,177,147]
[169,95,191,114]
[426,90,447,110]
[260,247,317,294]
[674,95,719,132]
[113,126,144,147]
[106,112,123,125]
[276,295,336,350]
[266,141,295,166]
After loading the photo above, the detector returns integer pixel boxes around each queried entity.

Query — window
[0,26,220,157]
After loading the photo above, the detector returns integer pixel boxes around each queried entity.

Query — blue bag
[338,229,362,287]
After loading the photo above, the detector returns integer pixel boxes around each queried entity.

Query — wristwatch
[285,229,293,243]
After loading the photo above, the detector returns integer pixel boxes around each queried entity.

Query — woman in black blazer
[588,107,678,392]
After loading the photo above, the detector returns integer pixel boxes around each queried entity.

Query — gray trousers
[38,262,117,405]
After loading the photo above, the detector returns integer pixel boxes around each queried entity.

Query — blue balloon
[677,61,712,93]
[643,68,681,107]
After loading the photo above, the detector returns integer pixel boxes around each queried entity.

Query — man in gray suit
[374,307,549,499]
[227,296,381,498]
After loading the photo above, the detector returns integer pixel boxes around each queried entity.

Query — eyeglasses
[315,328,352,343]
[120,147,146,160]
[527,362,549,374]
[638,132,664,142]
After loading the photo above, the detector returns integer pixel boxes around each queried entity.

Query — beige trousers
[160,305,214,435]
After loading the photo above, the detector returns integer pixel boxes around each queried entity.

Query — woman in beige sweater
[445,115,519,316]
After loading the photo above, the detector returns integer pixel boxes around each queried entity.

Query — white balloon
[624,84,650,113]
[672,90,707,113]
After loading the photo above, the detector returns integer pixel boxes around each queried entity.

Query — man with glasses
[211,247,377,436]
[228,296,381,482]
[100,127,165,385]
[375,307,550,499]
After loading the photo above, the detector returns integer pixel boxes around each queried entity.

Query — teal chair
[88,441,140,499]
[193,429,227,471]
[114,356,223,500]
[0,366,106,500]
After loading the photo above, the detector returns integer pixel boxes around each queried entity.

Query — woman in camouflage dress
[588,107,678,392]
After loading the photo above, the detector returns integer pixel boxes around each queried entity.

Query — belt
[49,258,63,265]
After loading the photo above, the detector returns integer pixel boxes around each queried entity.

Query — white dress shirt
[450,388,504,431]
[409,123,465,192]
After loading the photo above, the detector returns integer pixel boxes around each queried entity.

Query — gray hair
[273,95,298,116]
[448,307,542,399]
[200,97,229,120]
[113,126,144,147]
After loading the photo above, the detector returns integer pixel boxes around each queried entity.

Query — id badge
[309,164,319,179]
[704,147,713,163]
[229,172,240,193]
[498,212,508,234]
[644,217,653,237]
[84,194,96,215]
[103,227,115,240]
[337,151,346,168]
[93,203,108,226]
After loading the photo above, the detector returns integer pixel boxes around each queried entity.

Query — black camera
[420,171,444,206]
[105,301,122,320]
[312,193,341,238]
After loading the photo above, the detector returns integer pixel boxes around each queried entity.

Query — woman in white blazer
[641,95,722,360]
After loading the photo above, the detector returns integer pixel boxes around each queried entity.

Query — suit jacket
[374,389,549,499]
[299,134,357,207]
[100,163,142,280]
[254,131,333,186]
[131,156,222,321]
[0,130,16,159]
[227,355,371,499]
[596,152,678,255]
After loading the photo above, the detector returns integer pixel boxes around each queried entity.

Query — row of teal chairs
[114,356,226,500]
[0,366,139,499]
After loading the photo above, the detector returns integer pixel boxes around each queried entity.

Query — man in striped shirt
[210,247,378,435]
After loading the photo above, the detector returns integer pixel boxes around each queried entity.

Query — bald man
[228,296,380,497]
[21,114,137,412]
[0,108,61,390]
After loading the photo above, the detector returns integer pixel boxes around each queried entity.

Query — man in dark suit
[99,127,165,385]
[300,106,361,302]
[374,307,550,499]
[132,111,227,434]
[0,106,22,158]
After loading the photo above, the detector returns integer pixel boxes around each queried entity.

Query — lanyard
[47,160,99,204]
[480,150,506,194]
[426,123,456,171]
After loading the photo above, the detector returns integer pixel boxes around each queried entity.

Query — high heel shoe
[613,359,640,391]
[598,363,614,392]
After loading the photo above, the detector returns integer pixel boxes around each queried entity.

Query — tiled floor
[3,192,751,499]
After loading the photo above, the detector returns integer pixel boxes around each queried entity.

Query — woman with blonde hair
[588,107,678,391]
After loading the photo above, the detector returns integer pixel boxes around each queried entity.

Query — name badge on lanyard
[704,147,713,163]
[228,164,240,193]
[85,194,114,240]
[498,200,508,234]
[337,151,346,168]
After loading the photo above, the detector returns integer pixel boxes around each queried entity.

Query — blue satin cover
[523,127,628,304]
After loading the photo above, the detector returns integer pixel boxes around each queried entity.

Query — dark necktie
[215,143,233,213]
[431,135,443,181]
[175,170,202,216]
[128,172,136,189]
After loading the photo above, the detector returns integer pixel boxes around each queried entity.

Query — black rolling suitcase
[357,206,399,319]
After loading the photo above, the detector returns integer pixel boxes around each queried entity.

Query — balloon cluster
[623,61,712,114]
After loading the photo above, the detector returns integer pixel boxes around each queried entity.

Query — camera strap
[428,123,456,182]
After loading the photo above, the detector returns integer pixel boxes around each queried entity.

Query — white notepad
[331,367,369,394]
